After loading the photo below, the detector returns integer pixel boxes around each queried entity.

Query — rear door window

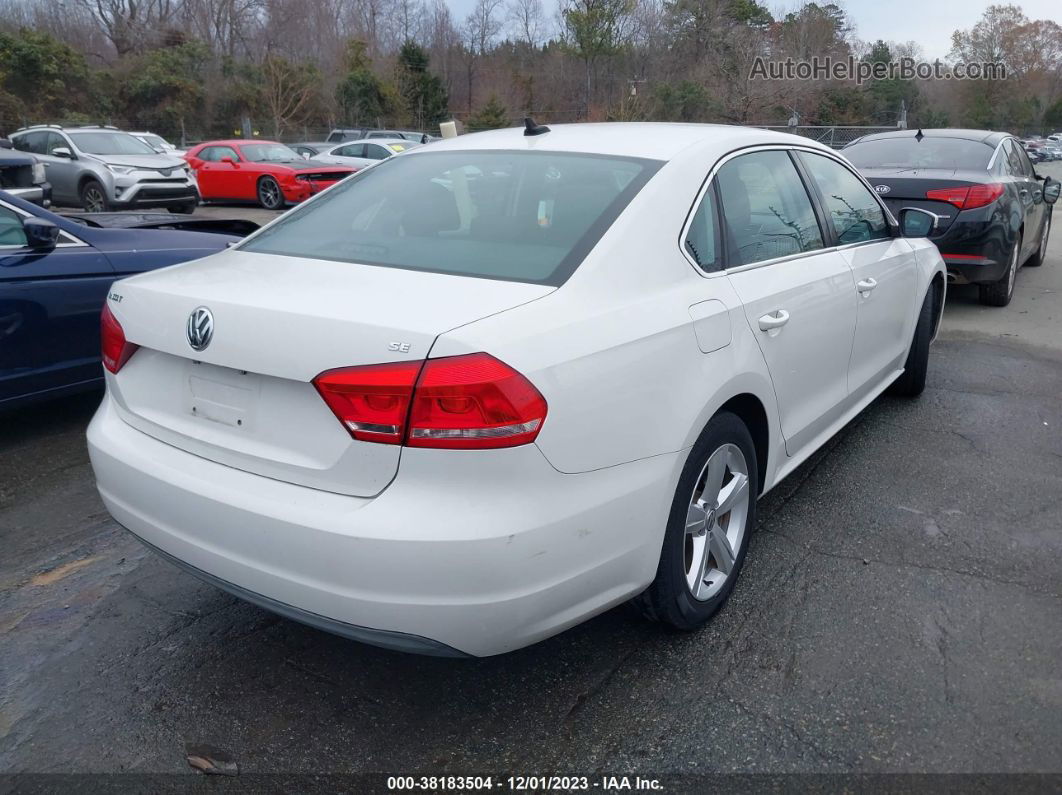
[798,152,891,244]
[14,132,46,154]
[240,150,660,285]
[715,150,824,265]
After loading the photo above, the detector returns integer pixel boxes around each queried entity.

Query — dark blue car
[1,192,247,409]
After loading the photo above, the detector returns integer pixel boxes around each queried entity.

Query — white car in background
[129,131,186,157]
[311,138,419,170]
[88,123,945,657]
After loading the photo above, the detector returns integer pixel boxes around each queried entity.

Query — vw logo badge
[186,307,214,351]
[874,184,891,194]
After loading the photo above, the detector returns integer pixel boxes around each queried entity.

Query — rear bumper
[88,395,679,656]
[941,255,1007,285]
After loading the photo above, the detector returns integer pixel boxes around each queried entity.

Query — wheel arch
[929,271,945,338]
[714,393,770,497]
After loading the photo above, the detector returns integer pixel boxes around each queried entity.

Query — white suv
[88,123,946,656]
[10,125,198,213]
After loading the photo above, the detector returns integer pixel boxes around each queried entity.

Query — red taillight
[313,361,420,445]
[407,354,547,449]
[313,353,547,450]
[926,183,1004,210]
[100,304,138,374]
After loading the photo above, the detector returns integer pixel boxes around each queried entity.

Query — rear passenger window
[716,151,823,266]
[799,152,890,244]
[684,185,720,270]
[14,132,45,154]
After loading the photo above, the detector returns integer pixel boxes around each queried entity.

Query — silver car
[311,138,420,170]
[10,125,198,213]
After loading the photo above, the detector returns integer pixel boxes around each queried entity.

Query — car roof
[409,122,831,161]
[848,128,1009,147]
[194,139,283,147]
[351,138,418,147]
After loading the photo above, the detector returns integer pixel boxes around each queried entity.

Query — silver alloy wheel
[1007,237,1019,296]
[684,443,751,601]
[83,185,106,212]
[258,178,282,209]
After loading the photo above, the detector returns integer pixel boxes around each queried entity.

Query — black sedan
[844,129,1060,306]
[1,192,253,410]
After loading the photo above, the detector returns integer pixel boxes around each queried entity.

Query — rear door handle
[857,277,878,294]
[757,309,790,331]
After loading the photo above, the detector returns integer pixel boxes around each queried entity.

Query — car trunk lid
[860,168,1000,235]
[107,249,553,496]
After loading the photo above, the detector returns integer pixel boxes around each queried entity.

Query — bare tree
[462,0,503,114]
[507,0,545,47]
[73,0,185,55]
[261,54,320,136]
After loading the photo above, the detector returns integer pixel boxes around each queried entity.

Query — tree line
[0,0,1060,143]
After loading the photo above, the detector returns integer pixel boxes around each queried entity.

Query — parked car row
[844,128,1059,307]
[1022,136,1062,163]
[1,124,429,213]
[4,119,1060,658]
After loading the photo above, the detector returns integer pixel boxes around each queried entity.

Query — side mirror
[0,138,12,150]
[52,147,73,159]
[220,156,236,165]
[24,217,60,249]
[1043,177,1060,205]
[898,207,941,238]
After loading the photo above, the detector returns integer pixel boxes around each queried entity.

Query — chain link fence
[758,125,899,149]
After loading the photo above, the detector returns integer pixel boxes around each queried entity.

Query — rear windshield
[239,150,660,285]
[843,137,994,170]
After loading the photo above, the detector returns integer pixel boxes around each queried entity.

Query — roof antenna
[524,117,550,136]
[915,128,924,142]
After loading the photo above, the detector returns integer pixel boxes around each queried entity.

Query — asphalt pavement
[2,167,1060,782]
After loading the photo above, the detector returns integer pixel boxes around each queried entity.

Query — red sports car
[184,140,355,209]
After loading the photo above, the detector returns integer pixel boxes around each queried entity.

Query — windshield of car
[140,134,168,149]
[240,150,660,285]
[843,137,994,170]
[240,143,300,162]
[68,131,158,156]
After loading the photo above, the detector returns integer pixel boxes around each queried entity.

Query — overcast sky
[446,0,1058,62]
[839,0,1061,59]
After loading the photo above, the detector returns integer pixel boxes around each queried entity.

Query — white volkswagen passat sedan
[88,123,946,657]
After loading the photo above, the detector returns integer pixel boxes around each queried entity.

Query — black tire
[79,179,110,213]
[979,233,1020,307]
[889,282,936,398]
[257,176,284,210]
[631,411,758,630]
[1026,212,1051,267]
